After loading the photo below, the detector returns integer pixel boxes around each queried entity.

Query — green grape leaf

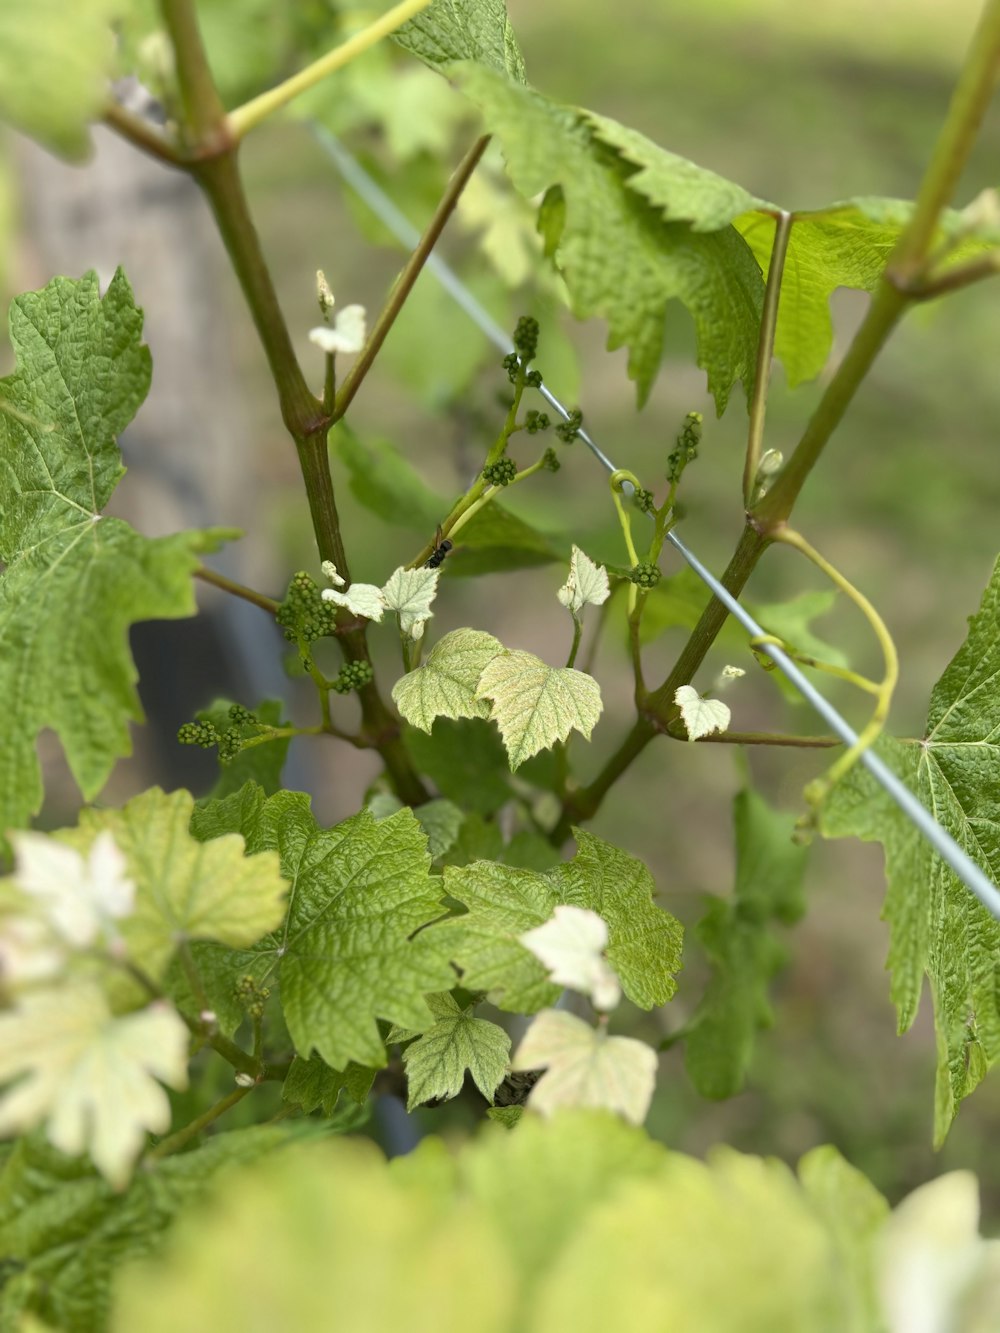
[281,1055,375,1116]
[820,555,1000,1143]
[399,992,511,1109]
[447,501,564,577]
[485,1104,522,1127]
[404,718,512,815]
[0,984,189,1188]
[0,1124,317,1333]
[0,0,121,159]
[330,423,445,533]
[550,829,683,1008]
[392,628,504,732]
[0,270,233,838]
[640,566,746,646]
[394,0,526,83]
[373,795,466,859]
[584,111,771,231]
[433,831,681,1012]
[440,812,504,867]
[456,67,764,409]
[476,650,602,769]
[512,1009,657,1124]
[736,198,995,387]
[751,589,847,703]
[684,788,808,1099]
[66,788,288,984]
[197,699,291,799]
[190,785,455,1070]
[434,860,561,1011]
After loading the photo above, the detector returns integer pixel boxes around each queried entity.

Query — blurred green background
[9,0,1000,1216]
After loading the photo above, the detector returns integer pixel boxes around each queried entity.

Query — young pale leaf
[0,985,188,1188]
[400,992,511,1109]
[9,829,134,950]
[0,0,120,158]
[189,786,454,1070]
[394,0,526,82]
[66,788,288,985]
[476,650,602,769]
[512,1009,657,1125]
[821,554,1000,1144]
[382,565,440,640]
[674,685,731,741]
[321,581,386,621]
[520,905,621,1011]
[393,628,503,732]
[550,829,683,1008]
[684,788,808,1099]
[557,546,610,616]
[0,271,231,839]
[308,304,367,355]
[455,67,763,409]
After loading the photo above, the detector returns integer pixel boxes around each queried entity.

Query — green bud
[628,561,662,589]
[482,457,519,487]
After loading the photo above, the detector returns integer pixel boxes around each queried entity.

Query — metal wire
[314,126,1000,921]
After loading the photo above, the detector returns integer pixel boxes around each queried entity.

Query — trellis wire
[314,126,1000,922]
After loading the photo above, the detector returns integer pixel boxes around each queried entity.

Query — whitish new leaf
[66,788,288,984]
[512,1009,656,1124]
[189,786,455,1069]
[520,905,621,1011]
[10,829,133,949]
[321,581,386,621]
[0,984,188,1187]
[674,685,731,740]
[477,650,602,769]
[0,271,231,839]
[393,628,503,732]
[382,565,440,640]
[821,554,1000,1143]
[399,992,510,1109]
[557,546,610,616]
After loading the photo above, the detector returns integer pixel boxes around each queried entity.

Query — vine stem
[335,135,491,419]
[103,100,182,166]
[227,0,434,140]
[146,1086,251,1162]
[157,0,430,806]
[665,726,841,748]
[195,565,280,614]
[742,209,792,506]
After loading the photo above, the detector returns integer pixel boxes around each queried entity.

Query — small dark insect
[426,537,453,569]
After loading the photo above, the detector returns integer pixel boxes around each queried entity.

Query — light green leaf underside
[64,787,288,985]
[455,65,764,411]
[0,0,121,159]
[821,554,1000,1143]
[400,992,511,1109]
[392,628,504,732]
[684,788,808,1099]
[476,650,602,769]
[189,784,454,1070]
[106,1122,885,1332]
[0,271,231,837]
[394,0,526,83]
[431,829,681,1012]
